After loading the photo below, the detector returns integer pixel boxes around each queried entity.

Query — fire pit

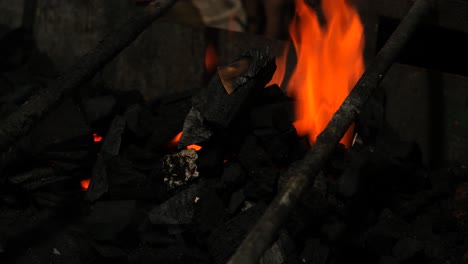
[0,0,467,263]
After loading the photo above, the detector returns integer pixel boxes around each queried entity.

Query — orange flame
[266,43,289,88]
[93,133,102,143]
[205,43,219,74]
[272,0,364,146]
[80,179,90,191]
[165,132,202,151]
[165,132,183,148]
[187,144,202,151]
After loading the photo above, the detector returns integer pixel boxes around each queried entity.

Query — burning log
[0,0,178,171]
[228,0,436,263]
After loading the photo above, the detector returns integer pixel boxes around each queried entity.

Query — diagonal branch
[0,0,178,161]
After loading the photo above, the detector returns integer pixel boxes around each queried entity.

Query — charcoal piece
[228,189,245,214]
[338,167,361,197]
[105,156,149,199]
[178,107,213,148]
[221,161,246,191]
[28,98,90,155]
[207,203,266,264]
[250,101,295,131]
[82,95,116,123]
[89,241,127,260]
[86,156,108,202]
[321,219,347,242]
[122,144,160,171]
[126,104,164,139]
[128,243,210,264]
[100,116,126,156]
[258,84,290,104]
[161,149,199,189]
[148,180,206,225]
[238,136,273,170]
[392,237,423,261]
[218,57,252,94]
[378,256,399,264]
[48,161,82,171]
[363,209,410,256]
[8,167,71,191]
[180,49,275,148]
[8,167,55,185]
[41,150,89,162]
[84,200,136,242]
[196,143,225,178]
[0,82,41,105]
[0,27,35,72]
[192,187,228,236]
[145,95,192,150]
[260,230,295,264]
[299,238,329,264]
[124,104,142,136]
[32,191,70,207]
[257,128,298,164]
[238,136,278,201]
[86,116,126,202]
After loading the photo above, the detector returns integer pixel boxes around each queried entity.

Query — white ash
[162,149,199,189]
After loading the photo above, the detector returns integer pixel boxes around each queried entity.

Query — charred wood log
[179,49,276,148]
[228,0,436,263]
[0,0,178,171]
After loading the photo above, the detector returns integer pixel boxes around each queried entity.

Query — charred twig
[0,0,178,167]
[86,116,126,202]
[228,0,436,263]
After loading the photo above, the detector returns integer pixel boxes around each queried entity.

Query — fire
[93,133,102,142]
[272,0,364,146]
[165,132,202,151]
[205,43,219,74]
[187,144,202,151]
[80,179,90,191]
[166,132,183,148]
[266,43,289,88]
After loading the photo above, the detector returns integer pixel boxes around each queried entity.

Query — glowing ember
[271,0,364,146]
[187,144,202,151]
[166,132,183,148]
[205,43,219,74]
[93,133,103,142]
[165,132,203,151]
[80,179,90,190]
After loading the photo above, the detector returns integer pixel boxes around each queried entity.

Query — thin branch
[0,0,178,163]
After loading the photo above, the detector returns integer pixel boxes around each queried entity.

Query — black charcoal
[148,180,206,225]
[82,95,116,123]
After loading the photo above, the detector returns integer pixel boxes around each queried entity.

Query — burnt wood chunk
[148,180,206,225]
[86,115,126,202]
[238,136,278,202]
[179,49,275,148]
[207,203,266,264]
[218,57,252,95]
[82,95,117,124]
[178,107,213,148]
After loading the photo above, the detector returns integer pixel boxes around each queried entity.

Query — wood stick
[0,0,177,160]
[227,0,436,263]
